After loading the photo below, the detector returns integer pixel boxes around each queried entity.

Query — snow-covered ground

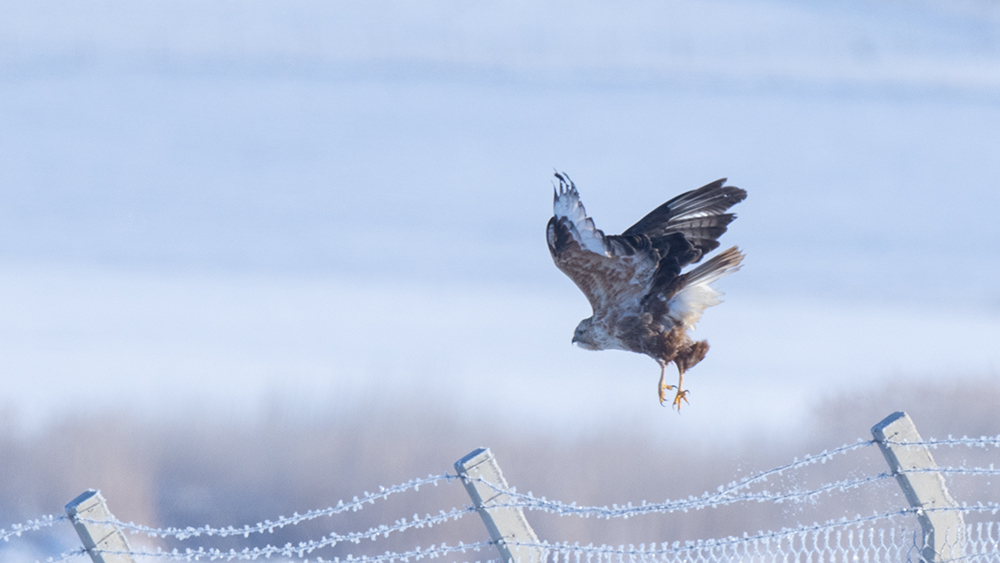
[1,0,999,442]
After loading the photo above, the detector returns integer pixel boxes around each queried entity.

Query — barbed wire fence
[3,411,999,563]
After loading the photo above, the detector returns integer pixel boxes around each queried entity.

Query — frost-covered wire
[901,466,1000,477]
[469,472,893,518]
[920,502,1000,516]
[468,437,1000,520]
[93,540,494,563]
[508,507,915,556]
[702,439,874,494]
[86,505,473,555]
[1,514,66,542]
[884,435,1000,449]
[83,474,457,540]
[463,440,880,519]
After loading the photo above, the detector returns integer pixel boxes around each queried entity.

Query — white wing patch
[553,178,608,255]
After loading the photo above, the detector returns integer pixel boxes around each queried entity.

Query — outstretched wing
[546,173,657,313]
[620,178,747,277]
[618,179,746,315]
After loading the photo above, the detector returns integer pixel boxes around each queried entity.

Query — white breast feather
[554,190,608,255]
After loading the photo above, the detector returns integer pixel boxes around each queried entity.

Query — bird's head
[572,318,600,350]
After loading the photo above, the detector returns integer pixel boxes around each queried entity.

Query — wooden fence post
[455,448,545,563]
[65,490,138,563]
[872,411,965,563]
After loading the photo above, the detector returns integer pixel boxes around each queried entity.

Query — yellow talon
[658,383,670,405]
[672,388,689,410]
[658,366,689,410]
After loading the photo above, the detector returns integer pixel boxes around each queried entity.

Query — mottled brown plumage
[546,173,746,409]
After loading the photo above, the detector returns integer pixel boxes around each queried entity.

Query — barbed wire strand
[82,474,457,540]
[82,506,475,552]
[93,540,494,563]
[463,437,1000,520]
[923,502,1000,516]
[2,514,67,542]
[507,508,919,558]
[902,466,1000,477]
[469,472,895,518]
[465,449,894,520]
[884,436,1000,449]
[680,439,874,495]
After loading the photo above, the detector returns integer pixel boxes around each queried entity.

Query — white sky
[1,0,999,443]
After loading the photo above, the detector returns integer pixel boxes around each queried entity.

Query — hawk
[546,173,746,409]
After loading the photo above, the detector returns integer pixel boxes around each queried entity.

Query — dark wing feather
[622,178,746,262]
[619,179,746,299]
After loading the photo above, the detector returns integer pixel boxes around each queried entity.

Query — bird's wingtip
[553,171,576,197]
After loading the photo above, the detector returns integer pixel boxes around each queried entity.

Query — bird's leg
[671,366,689,410]
[659,362,690,409]
[657,362,669,405]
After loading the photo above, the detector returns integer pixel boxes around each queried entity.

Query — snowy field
[2,0,1000,444]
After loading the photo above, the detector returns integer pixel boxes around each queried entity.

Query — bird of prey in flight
[546,173,746,409]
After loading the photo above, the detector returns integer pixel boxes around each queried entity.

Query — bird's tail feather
[682,246,744,287]
[666,247,744,329]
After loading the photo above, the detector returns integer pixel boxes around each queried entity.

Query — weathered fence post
[872,411,965,563]
[455,448,545,563]
[65,490,138,563]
